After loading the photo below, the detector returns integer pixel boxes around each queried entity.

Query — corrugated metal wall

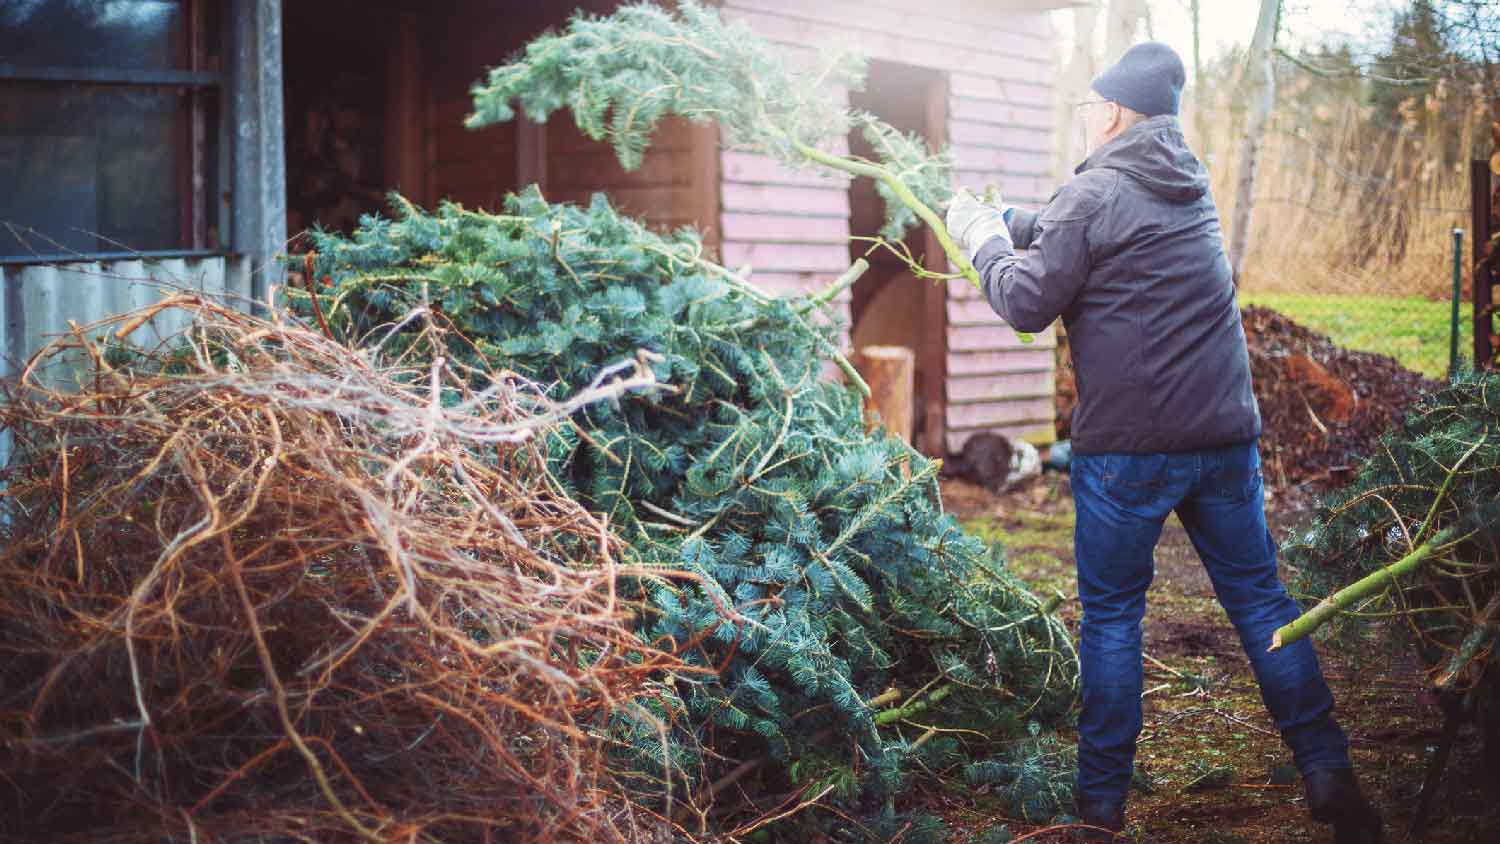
[0,255,253,467]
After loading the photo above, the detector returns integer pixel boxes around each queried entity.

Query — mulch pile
[1054,308,1438,492]
[1241,306,1438,490]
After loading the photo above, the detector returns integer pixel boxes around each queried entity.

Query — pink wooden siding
[936,7,1059,452]
[946,274,1057,450]
[718,0,1061,452]
[947,348,1056,376]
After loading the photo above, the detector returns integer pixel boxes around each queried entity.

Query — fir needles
[1283,370,1500,693]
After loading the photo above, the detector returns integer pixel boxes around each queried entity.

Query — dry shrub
[1193,72,1487,297]
[0,298,688,844]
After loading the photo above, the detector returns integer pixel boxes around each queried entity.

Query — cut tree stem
[1269,526,1458,651]
[1270,433,1486,651]
[792,143,976,288]
[874,683,953,726]
[797,258,869,313]
[789,140,1033,344]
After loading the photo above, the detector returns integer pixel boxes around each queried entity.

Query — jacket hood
[1077,115,1208,202]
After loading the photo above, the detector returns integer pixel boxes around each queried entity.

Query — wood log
[852,345,915,445]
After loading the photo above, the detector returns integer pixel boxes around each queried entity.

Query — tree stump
[852,345,915,445]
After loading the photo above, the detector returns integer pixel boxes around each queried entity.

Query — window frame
[0,0,231,263]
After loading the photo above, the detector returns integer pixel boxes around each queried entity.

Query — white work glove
[945,188,1013,263]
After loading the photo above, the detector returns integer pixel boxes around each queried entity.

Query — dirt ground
[928,473,1500,843]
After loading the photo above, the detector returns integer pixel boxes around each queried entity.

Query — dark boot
[1074,798,1125,842]
[1304,768,1382,844]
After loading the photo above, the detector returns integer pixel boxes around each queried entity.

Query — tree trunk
[1270,526,1455,651]
[1190,0,1209,152]
[1057,4,1101,181]
[1229,0,1282,285]
[1104,0,1146,65]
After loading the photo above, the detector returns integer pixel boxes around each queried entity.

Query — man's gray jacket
[974,114,1260,455]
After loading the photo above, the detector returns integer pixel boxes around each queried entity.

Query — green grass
[962,512,1075,598]
[1238,291,1467,380]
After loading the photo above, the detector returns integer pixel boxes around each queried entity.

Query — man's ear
[1107,102,1125,136]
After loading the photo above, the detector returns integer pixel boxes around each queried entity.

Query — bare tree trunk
[1104,0,1146,64]
[1056,3,1102,181]
[1228,0,1281,285]
[1190,0,1209,152]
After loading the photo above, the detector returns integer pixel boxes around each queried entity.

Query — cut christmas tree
[1280,370,1500,776]
[288,1,1077,832]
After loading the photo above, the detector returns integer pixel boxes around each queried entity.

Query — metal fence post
[1451,228,1464,379]
[1473,160,1496,370]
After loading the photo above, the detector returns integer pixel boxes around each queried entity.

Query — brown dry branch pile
[1241,306,1438,490]
[0,298,691,844]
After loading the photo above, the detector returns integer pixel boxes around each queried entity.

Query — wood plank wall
[717,0,1060,451]
[422,4,531,212]
[421,2,719,246]
[545,118,721,248]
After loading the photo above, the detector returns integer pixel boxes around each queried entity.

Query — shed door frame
[918,74,951,458]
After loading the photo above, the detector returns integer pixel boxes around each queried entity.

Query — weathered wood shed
[2,0,1069,468]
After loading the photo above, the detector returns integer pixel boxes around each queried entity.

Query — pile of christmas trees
[298,190,1077,830]
[291,2,1081,829]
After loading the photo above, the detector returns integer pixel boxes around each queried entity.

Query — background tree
[1229,0,1282,284]
[1056,2,1101,181]
[1368,0,1449,125]
[1104,0,1147,64]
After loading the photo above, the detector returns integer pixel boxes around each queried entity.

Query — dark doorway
[281,1,402,237]
[847,61,950,457]
[281,0,636,241]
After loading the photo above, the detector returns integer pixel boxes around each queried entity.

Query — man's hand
[945,188,1013,263]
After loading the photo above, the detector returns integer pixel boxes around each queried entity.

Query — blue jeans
[1070,441,1350,806]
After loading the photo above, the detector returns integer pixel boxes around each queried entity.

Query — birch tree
[1104,0,1147,64]
[1056,3,1101,180]
[1229,0,1282,285]
[1189,0,1209,152]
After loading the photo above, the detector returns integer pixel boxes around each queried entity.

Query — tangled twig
[0,299,690,844]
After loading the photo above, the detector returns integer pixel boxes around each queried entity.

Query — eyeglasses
[1074,98,1110,110]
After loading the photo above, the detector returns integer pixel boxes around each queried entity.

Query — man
[945,43,1382,843]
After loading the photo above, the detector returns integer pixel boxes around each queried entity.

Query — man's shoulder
[1042,168,1122,224]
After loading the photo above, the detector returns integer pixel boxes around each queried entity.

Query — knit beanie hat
[1090,42,1185,117]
